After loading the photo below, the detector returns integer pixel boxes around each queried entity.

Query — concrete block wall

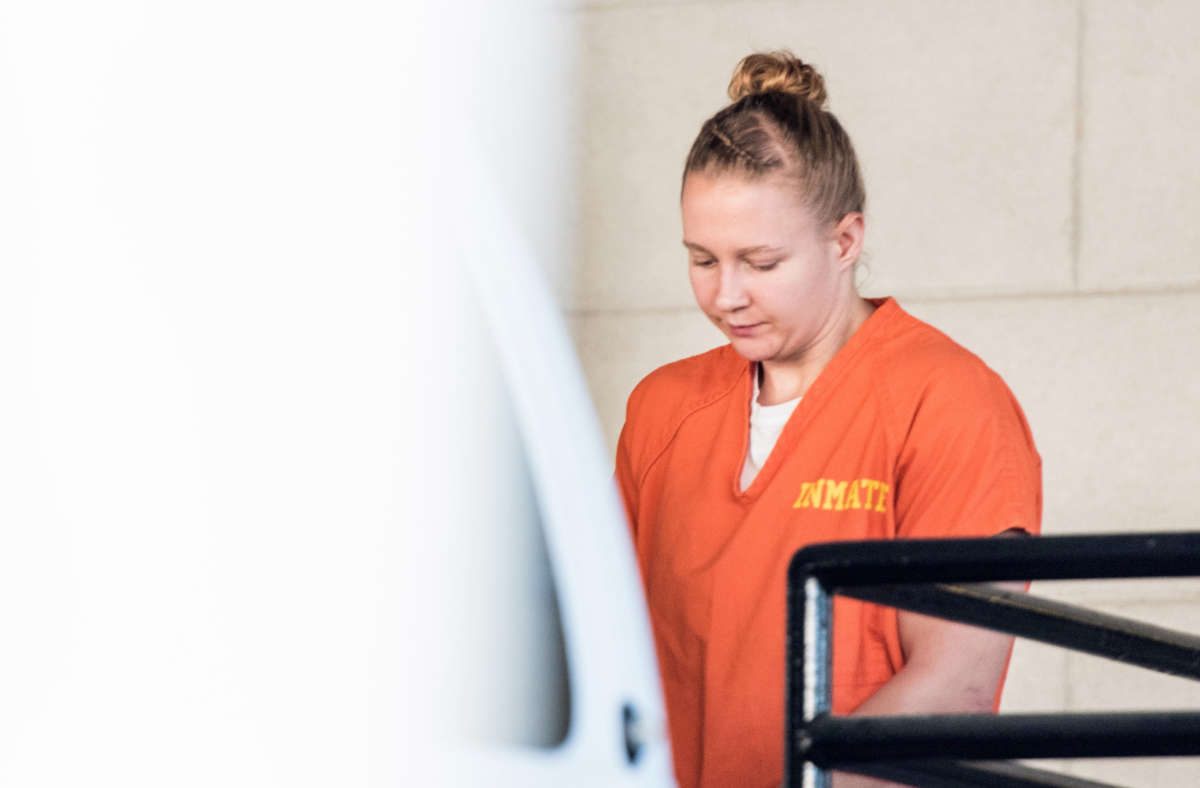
[560,1,1200,783]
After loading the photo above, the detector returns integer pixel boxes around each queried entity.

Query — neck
[757,295,875,405]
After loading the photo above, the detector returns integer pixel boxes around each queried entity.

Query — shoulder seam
[635,363,746,491]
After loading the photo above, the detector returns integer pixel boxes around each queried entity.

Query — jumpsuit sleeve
[614,419,639,542]
[893,364,1042,540]
[614,376,652,543]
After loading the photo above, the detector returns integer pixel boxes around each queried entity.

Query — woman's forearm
[827,611,1018,787]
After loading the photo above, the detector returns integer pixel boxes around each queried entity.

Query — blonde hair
[683,50,865,226]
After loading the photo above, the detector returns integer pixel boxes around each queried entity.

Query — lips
[729,322,763,336]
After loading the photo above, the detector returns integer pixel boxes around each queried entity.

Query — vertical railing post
[800,575,833,788]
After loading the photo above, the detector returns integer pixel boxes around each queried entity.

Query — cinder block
[999,634,1069,714]
[1079,0,1200,290]
[1033,578,1200,608]
[1068,757,1200,788]
[1064,599,1200,712]
[1061,598,1200,784]
[572,0,1077,311]
[570,308,727,454]
[1005,580,1200,713]
[903,291,1200,537]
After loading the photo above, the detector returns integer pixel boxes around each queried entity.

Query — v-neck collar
[730,297,899,501]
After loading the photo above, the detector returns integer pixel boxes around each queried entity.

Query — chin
[727,337,773,362]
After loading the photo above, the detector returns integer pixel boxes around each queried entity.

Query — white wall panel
[1079,0,1200,290]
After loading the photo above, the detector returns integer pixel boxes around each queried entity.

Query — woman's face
[681,170,856,364]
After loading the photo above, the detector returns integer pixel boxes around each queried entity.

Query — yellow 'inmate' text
[792,479,889,513]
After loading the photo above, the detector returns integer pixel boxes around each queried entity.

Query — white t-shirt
[739,363,802,492]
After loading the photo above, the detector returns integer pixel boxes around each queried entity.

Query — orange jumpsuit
[615,297,1042,788]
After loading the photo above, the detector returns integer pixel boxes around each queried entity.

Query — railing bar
[786,533,1200,787]
[839,759,1122,788]
[800,710,1200,763]
[789,532,1200,587]
[840,583,1200,680]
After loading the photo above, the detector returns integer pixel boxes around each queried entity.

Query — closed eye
[691,258,717,268]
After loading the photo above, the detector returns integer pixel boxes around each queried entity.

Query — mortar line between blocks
[568,281,1200,317]
[1070,0,1086,290]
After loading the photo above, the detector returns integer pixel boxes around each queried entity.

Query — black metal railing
[786,532,1200,788]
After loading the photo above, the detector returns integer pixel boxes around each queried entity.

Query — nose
[713,262,750,313]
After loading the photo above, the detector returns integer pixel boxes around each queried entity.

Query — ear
[830,212,865,271]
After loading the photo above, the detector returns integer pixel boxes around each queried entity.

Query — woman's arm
[831,605,1018,787]
[832,533,1029,788]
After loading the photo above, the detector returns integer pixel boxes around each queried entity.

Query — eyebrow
[682,241,784,256]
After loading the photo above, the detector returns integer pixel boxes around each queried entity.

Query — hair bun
[727,50,827,108]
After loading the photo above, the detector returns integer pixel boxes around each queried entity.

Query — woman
[614,51,1041,788]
